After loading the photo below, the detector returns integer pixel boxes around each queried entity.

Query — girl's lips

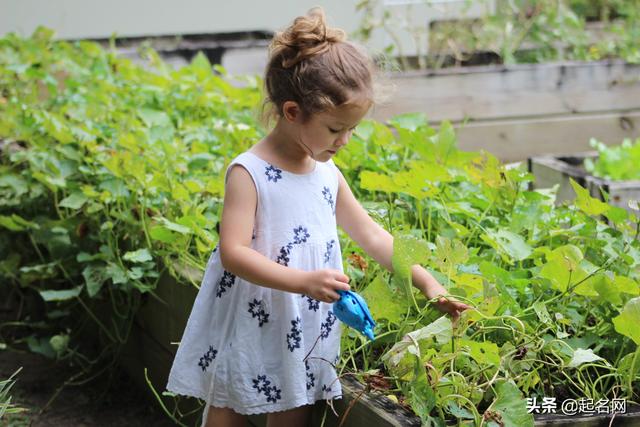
[328,150,337,154]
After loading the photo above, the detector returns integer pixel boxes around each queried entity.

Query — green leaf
[106,262,128,285]
[0,214,40,231]
[406,355,436,423]
[360,171,398,193]
[568,348,604,368]
[361,273,405,324]
[570,178,610,216]
[39,285,82,301]
[459,339,501,366]
[58,192,88,209]
[82,264,108,297]
[123,248,152,263]
[482,229,532,263]
[382,316,452,367]
[149,225,176,243]
[485,380,534,427]
[137,108,172,128]
[392,232,431,296]
[539,245,584,292]
[156,217,191,234]
[388,112,428,132]
[27,336,55,359]
[613,297,640,345]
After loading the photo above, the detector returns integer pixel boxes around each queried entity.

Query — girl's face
[289,97,371,162]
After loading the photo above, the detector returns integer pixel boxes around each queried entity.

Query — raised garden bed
[528,150,640,216]
[372,60,640,162]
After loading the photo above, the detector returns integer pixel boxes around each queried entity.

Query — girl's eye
[329,126,357,133]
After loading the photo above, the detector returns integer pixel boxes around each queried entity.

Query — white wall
[0,0,362,40]
[0,0,491,57]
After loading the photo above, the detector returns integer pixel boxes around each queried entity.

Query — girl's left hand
[432,296,471,324]
[423,282,471,324]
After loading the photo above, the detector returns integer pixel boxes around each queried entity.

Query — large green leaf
[361,273,405,324]
[392,232,431,295]
[613,297,640,345]
[570,178,610,216]
[484,380,534,427]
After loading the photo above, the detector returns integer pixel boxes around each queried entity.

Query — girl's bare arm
[219,165,349,301]
[334,167,469,317]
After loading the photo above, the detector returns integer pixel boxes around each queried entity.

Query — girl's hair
[260,7,379,126]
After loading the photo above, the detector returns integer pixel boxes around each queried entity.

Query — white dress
[166,151,344,423]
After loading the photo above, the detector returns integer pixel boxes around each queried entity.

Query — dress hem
[166,384,343,416]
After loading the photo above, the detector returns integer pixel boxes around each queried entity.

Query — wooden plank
[371,60,640,123]
[453,110,640,162]
[247,374,421,427]
[135,271,199,355]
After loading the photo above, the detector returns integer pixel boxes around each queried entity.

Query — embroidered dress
[166,151,344,423]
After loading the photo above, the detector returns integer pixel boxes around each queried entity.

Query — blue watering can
[333,290,376,341]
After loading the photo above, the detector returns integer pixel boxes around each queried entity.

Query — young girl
[166,7,469,427]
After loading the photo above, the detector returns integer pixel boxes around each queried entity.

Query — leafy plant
[0,26,263,393]
[353,0,640,70]
[0,368,25,419]
[333,113,640,425]
[584,137,640,180]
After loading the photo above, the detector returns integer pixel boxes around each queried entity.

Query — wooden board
[371,60,640,124]
[454,110,640,162]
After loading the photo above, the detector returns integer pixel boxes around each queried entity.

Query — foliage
[0,368,25,419]
[0,26,263,385]
[335,113,640,425]
[584,137,640,181]
[353,0,640,70]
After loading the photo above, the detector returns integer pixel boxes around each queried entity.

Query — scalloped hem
[167,384,343,416]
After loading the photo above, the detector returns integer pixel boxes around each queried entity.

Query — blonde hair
[260,7,379,126]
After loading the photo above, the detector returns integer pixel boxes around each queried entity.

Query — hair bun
[270,7,346,69]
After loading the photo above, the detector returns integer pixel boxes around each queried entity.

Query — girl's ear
[282,101,302,124]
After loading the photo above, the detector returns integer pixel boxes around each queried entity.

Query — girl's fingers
[338,281,351,291]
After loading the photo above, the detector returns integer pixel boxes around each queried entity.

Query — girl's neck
[255,120,316,172]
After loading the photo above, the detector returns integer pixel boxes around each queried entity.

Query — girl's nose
[336,131,351,147]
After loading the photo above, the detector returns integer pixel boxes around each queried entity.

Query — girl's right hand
[302,269,350,303]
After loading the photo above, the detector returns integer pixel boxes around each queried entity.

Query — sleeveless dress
[166,151,344,423]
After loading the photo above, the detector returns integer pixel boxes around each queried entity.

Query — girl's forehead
[320,100,371,122]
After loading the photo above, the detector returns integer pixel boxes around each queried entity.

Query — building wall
[0,0,490,57]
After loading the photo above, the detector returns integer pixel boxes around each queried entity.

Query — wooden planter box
[528,151,640,216]
[371,60,640,162]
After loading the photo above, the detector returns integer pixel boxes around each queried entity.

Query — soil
[0,349,175,427]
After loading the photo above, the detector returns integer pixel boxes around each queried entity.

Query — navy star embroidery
[301,294,320,311]
[320,311,337,339]
[197,345,218,372]
[265,165,282,182]
[305,361,315,390]
[248,299,270,327]
[293,226,310,244]
[324,239,336,264]
[286,317,302,352]
[322,186,335,215]
[216,270,236,298]
[252,375,282,403]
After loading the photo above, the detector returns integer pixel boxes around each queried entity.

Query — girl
[166,7,469,427]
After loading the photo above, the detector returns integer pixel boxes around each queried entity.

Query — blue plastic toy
[333,290,376,341]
